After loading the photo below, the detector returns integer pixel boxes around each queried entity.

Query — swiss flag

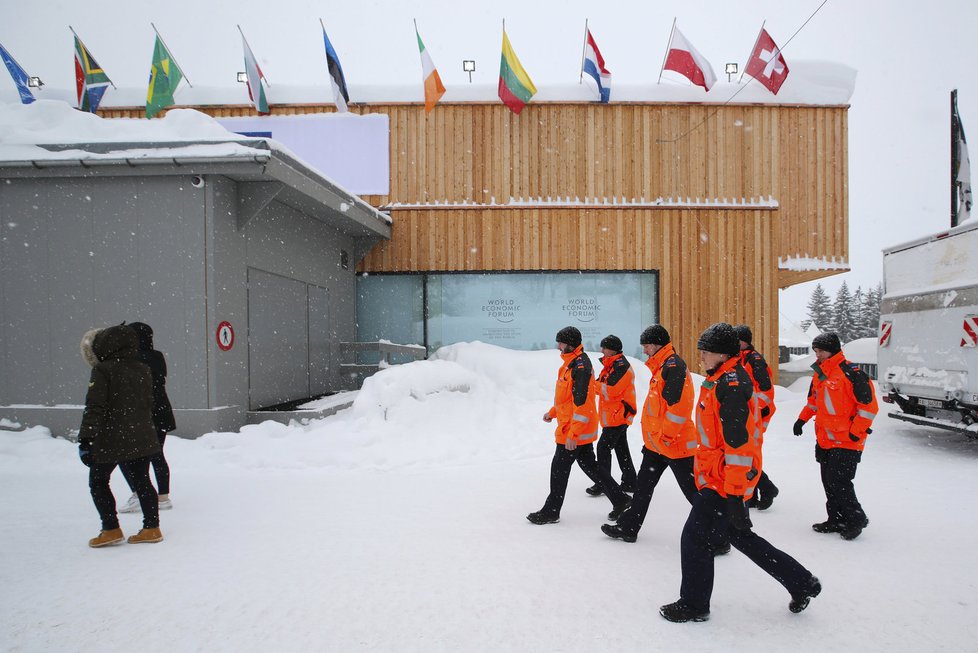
[745,28,789,95]
[663,27,717,91]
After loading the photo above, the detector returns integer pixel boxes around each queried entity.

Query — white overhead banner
[218,113,389,195]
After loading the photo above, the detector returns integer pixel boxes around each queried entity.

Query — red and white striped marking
[879,321,892,347]
[963,315,978,348]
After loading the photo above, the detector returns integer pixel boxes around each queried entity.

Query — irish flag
[498,28,536,115]
[415,27,445,114]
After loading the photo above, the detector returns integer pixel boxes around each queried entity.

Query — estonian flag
[321,23,350,112]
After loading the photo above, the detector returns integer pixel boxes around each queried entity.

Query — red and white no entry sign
[216,321,235,351]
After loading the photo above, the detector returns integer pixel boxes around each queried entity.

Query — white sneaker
[118,493,141,513]
[158,494,173,510]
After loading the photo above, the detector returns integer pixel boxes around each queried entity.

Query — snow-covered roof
[779,313,812,348]
[843,337,878,364]
[0,100,392,235]
[1,61,856,109]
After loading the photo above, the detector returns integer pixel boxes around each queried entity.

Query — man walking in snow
[794,332,878,540]
[585,334,638,497]
[734,324,780,510]
[527,326,631,525]
[601,325,700,544]
[660,323,820,623]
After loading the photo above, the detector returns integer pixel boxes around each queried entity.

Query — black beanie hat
[556,326,582,348]
[812,332,842,355]
[734,324,753,345]
[599,334,623,353]
[639,324,671,346]
[696,322,740,357]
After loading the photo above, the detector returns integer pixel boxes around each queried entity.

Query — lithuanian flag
[498,28,536,115]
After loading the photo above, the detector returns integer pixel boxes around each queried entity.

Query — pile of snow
[2,342,977,650]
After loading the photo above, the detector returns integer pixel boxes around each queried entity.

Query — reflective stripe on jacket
[693,356,762,499]
[598,353,637,427]
[547,345,600,445]
[739,348,776,433]
[640,343,697,459]
[798,351,878,452]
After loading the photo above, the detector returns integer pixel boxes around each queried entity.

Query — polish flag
[663,26,716,91]
[745,28,789,95]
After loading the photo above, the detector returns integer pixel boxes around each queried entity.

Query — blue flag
[0,41,35,104]
[321,23,350,112]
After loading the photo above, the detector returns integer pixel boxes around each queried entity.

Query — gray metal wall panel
[308,284,330,396]
[247,268,309,409]
[0,176,208,409]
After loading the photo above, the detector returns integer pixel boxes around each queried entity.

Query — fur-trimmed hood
[80,328,104,368]
[80,325,139,367]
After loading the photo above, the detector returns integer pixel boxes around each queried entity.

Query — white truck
[877,219,978,436]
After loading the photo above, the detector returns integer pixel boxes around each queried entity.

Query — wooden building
[104,98,850,372]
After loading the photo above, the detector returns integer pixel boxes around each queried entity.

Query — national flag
[240,31,269,115]
[321,24,350,113]
[415,26,445,114]
[581,28,611,103]
[74,33,111,113]
[662,26,716,91]
[0,41,35,104]
[952,89,973,227]
[498,28,537,115]
[745,28,789,95]
[146,34,185,119]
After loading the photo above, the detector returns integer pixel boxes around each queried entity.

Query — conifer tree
[832,281,855,342]
[805,283,833,332]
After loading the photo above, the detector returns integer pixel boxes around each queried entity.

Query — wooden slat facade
[104,101,850,369]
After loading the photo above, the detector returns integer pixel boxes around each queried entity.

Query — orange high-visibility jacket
[739,347,776,433]
[641,343,697,459]
[546,345,600,445]
[694,356,762,499]
[597,353,637,427]
[798,351,878,452]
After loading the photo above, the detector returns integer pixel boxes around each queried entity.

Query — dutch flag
[582,29,611,103]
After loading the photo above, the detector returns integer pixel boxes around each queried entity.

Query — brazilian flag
[146,35,184,119]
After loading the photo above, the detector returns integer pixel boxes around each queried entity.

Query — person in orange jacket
[601,325,700,544]
[794,332,879,540]
[660,323,820,623]
[585,334,638,496]
[527,326,632,525]
[734,325,780,511]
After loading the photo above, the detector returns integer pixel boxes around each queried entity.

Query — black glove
[793,419,806,436]
[726,495,752,531]
[78,441,92,467]
[760,406,771,419]
[849,432,861,443]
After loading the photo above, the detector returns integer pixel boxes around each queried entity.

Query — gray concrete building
[0,138,390,437]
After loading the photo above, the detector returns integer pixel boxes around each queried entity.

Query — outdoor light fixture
[463,60,475,83]
[236,72,248,83]
[725,63,738,83]
[27,76,44,88]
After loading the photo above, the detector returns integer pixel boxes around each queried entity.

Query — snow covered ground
[2,342,977,652]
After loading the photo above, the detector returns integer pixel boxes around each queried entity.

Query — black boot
[601,523,637,543]
[526,510,559,525]
[840,518,869,540]
[712,541,731,556]
[789,577,822,613]
[812,520,845,534]
[585,484,604,497]
[756,485,779,510]
[607,499,631,521]
[659,599,710,623]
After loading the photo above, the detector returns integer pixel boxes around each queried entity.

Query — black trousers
[89,456,159,530]
[816,445,866,526]
[124,428,170,495]
[618,448,697,536]
[541,443,630,516]
[679,489,815,611]
[596,425,638,487]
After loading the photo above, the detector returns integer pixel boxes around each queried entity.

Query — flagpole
[151,23,193,87]
[238,24,271,85]
[657,18,676,85]
[739,20,765,84]
[579,19,589,83]
[952,89,959,227]
[69,25,116,89]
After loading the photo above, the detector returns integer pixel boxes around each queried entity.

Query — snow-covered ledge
[384,196,779,210]
[779,255,850,271]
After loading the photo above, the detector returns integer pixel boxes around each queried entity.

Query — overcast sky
[3,0,977,322]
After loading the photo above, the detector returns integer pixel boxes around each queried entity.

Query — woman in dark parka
[78,325,164,547]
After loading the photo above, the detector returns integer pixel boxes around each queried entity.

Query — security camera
[190,175,204,188]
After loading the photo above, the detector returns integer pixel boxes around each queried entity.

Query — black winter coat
[129,322,177,433]
[78,325,161,464]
